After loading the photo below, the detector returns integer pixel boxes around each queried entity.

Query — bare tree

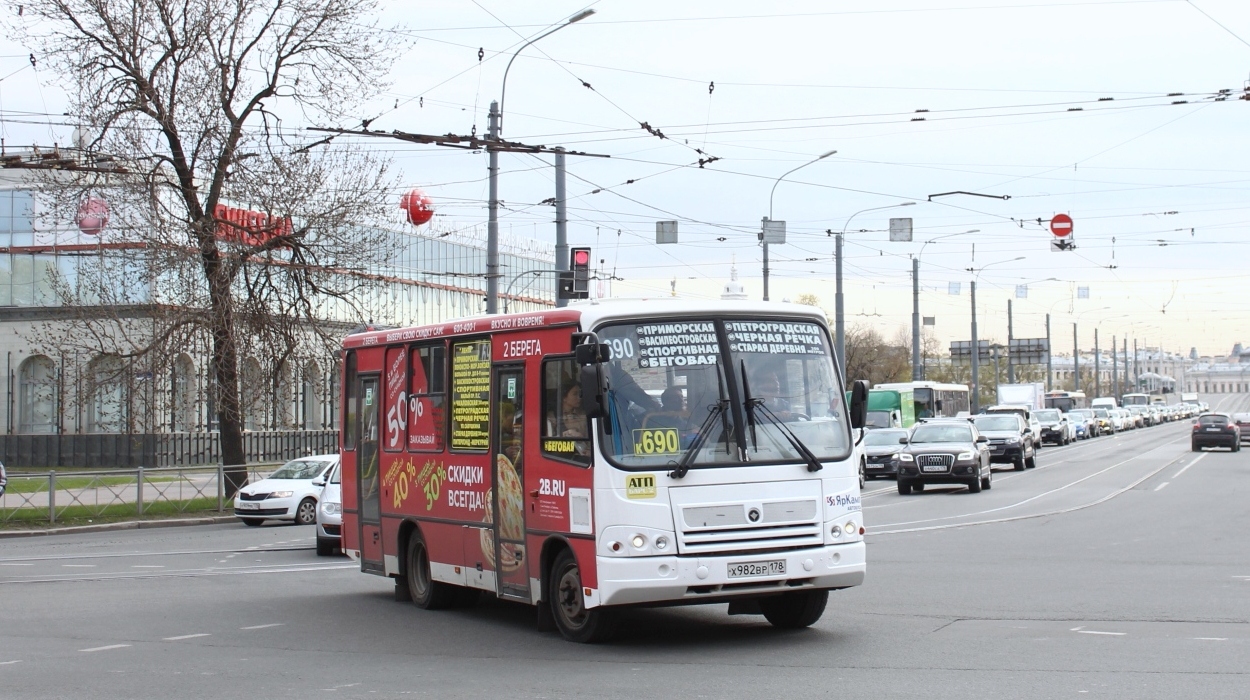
[12,0,405,492]
[844,323,911,387]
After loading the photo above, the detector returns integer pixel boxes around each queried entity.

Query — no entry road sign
[1050,213,1073,238]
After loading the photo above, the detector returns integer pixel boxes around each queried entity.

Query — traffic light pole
[555,148,569,308]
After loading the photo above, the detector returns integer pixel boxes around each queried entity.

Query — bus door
[356,374,384,574]
[491,363,530,601]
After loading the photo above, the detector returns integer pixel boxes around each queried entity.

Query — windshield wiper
[739,361,823,472]
[669,363,734,479]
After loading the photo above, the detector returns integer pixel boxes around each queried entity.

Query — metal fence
[0,430,337,469]
[0,463,281,525]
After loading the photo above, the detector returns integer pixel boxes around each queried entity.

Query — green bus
[845,388,917,429]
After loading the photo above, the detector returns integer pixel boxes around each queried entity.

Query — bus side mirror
[579,364,612,430]
[575,342,611,365]
[849,380,869,430]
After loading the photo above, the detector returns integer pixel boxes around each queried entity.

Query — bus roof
[1045,390,1086,398]
[873,381,968,392]
[340,298,831,350]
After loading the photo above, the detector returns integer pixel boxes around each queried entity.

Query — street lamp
[832,201,915,380]
[911,229,979,381]
[762,149,838,301]
[967,256,1025,412]
[485,8,595,314]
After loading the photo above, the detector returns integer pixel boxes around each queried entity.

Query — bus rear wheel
[759,590,829,629]
[549,549,617,643]
[405,531,459,610]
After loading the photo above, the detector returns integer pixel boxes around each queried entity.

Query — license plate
[237,502,258,510]
[1206,428,1221,432]
[866,464,883,469]
[727,560,785,578]
[922,465,946,472]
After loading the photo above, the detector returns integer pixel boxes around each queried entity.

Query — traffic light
[561,247,590,300]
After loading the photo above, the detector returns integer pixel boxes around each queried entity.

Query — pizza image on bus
[495,453,524,541]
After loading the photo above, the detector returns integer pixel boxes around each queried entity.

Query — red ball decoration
[400,189,434,226]
[76,196,110,235]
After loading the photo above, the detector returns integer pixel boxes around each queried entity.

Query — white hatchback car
[234,454,338,527]
[315,463,342,556]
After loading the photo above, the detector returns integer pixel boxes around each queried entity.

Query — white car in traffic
[233,454,338,527]
[315,462,342,555]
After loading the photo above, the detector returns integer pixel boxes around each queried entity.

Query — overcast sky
[3,0,1249,357]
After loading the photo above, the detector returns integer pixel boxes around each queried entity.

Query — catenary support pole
[486,101,500,314]
[836,231,845,382]
[971,280,979,413]
[554,148,568,308]
[1007,299,1015,383]
[1046,313,1052,391]
[911,257,921,381]
[1094,328,1100,398]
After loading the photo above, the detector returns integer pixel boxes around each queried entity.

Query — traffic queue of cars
[230,453,345,555]
[864,397,1206,495]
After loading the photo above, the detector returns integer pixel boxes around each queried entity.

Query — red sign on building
[213,203,293,246]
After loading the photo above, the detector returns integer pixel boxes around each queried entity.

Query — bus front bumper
[591,542,866,608]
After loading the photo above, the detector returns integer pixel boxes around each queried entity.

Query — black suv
[971,413,1037,470]
[897,421,992,495]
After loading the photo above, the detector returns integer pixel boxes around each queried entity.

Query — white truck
[996,382,1045,411]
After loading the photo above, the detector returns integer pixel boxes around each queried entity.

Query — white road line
[0,660,22,665]
[163,633,211,641]
[1172,452,1207,479]
[1070,626,1085,631]
[1192,637,1227,641]
[871,436,1186,530]
[131,565,165,569]
[1155,482,1169,491]
[0,563,34,567]
[1077,630,1125,636]
[240,623,284,630]
[80,644,131,652]
[62,564,96,568]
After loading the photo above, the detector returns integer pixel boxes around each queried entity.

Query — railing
[0,430,337,469]
[0,463,281,526]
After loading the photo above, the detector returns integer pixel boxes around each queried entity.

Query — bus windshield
[595,317,850,470]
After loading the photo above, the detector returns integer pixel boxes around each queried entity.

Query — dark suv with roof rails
[896,421,992,495]
[971,413,1038,470]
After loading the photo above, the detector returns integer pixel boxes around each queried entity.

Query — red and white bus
[340,298,868,642]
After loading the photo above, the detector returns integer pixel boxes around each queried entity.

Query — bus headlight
[654,536,669,550]
[631,534,647,549]
[830,524,843,538]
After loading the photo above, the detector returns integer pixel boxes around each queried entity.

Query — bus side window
[343,351,357,449]
[383,346,407,453]
[408,343,446,452]
[542,358,591,466]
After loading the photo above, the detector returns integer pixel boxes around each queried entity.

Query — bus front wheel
[759,589,829,629]
[405,531,459,610]
[549,549,617,643]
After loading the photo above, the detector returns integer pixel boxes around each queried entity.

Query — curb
[0,515,238,539]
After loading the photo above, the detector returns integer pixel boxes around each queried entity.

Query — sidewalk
[0,514,239,538]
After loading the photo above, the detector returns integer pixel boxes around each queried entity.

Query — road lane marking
[0,563,34,566]
[240,623,284,630]
[1154,482,1169,491]
[163,634,211,641]
[1077,631,1125,636]
[871,447,1183,534]
[80,644,131,652]
[1070,626,1084,631]
[62,564,96,568]
[0,660,21,665]
[870,436,1186,530]
[1172,452,1207,479]
[0,563,355,585]
[1192,637,1227,641]
[132,565,165,569]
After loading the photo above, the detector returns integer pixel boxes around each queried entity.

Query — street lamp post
[967,256,1024,412]
[911,229,979,381]
[486,9,595,314]
[763,149,837,301]
[833,201,915,380]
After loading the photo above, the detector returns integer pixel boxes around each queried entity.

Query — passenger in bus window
[559,384,587,439]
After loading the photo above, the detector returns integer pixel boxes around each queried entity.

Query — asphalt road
[2,396,1247,699]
